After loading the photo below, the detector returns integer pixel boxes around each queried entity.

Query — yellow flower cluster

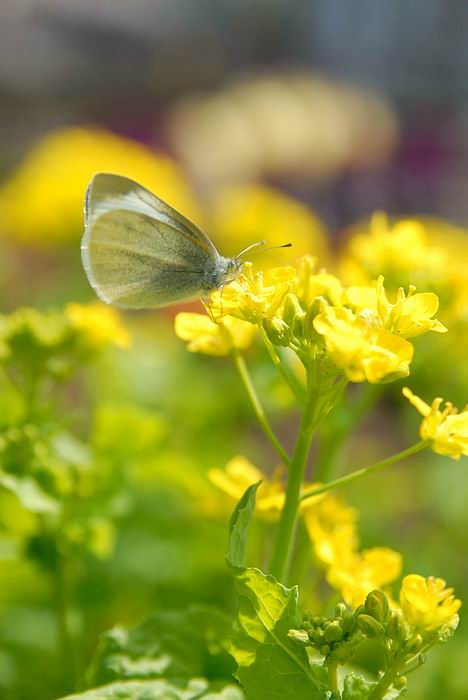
[200,256,446,385]
[66,302,130,349]
[0,126,203,245]
[302,495,402,608]
[399,574,461,633]
[403,388,468,460]
[341,213,450,293]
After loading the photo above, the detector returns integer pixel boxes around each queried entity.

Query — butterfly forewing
[82,173,220,308]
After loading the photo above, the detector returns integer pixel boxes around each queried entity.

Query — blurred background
[0,2,467,699]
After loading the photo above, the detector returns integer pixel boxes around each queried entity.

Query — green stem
[231,349,290,467]
[269,393,317,581]
[301,440,428,503]
[367,663,401,700]
[327,658,340,695]
[260,328,306,404]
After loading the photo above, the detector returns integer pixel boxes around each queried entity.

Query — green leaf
[230,567,327,700]
[89,606,236,686]
[0,473,59,514]
[59,678,244,699]
[342,672,404,700]
[226,482,260,569]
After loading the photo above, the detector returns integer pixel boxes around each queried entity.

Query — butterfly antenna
[237,241,292,260]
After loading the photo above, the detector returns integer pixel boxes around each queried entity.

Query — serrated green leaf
[226,482,260,569]
[230,567,327,700]
[89,606,235,686]
[59,678,244,700]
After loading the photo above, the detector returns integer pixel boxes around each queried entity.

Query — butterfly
[81,173,288,309]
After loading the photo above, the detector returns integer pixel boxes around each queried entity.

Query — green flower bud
[394,676,407,691]
[335,603,348,619]
[262,317,292,347]
[358,614,385,639]
[323,621,344,643]
[386,609,411,643]
[283,293,306,337]
[364,590,391,623]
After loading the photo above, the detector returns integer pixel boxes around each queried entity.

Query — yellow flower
[208,456,285,515]
[174,312,255,356]
[346,276,447,338]
[66,302,130,349]
[327,547,403,608]
[302,493,358,565]
[399,574,461,633]
[0,126,203,245]
[403,388,468,459]
[313,305,413,383]
[208,262,296,324]
[341,213,449,292]
[210,184,329,267]
[293,255,343,307]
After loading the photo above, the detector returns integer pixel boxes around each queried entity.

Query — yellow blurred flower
[210,184,329,267]
[399,574,461,633]
[346,276,447,338]
[0,126,203,245]
[341,213,449,292]
[208,456,285,514]
[327,547,403,609]
[302,492,358,565]
[313,305,414,383]
[174,312,255,356]
[208,262,296,324]
[402,387,468,460]
[66,302,130,349]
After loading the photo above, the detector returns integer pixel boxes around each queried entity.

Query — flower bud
[283,293,306,337]
[358,614,385,639]
[262,317,292,347]
[386,609,411,643]
[364,590,390,623]
[323,621,344,643]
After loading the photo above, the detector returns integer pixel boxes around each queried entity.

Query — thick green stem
[260,328,306,404]
[327,659,339,695]
[269,393,317,581]
[231,349,290,467]
[301,441,428,503]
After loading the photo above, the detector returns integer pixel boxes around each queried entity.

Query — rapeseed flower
[399,574,461,633]
[208,262,296,324]
[341,213,449,293]
[403,388,468,459]
[208,456,285,514]
[327,547,402,609]
[302,492,358,565]
[66,302,130,349]
[313,305,414,383]
[346,276,447,338]
[174,313,255,356]
[0,126,203,245]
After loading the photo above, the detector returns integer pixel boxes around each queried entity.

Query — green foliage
[226,482,260,569]
[59,678,244,699]
[230,567,327,699]
[88,607,236,687]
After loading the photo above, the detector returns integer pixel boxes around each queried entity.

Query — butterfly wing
[82,173,219,308]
